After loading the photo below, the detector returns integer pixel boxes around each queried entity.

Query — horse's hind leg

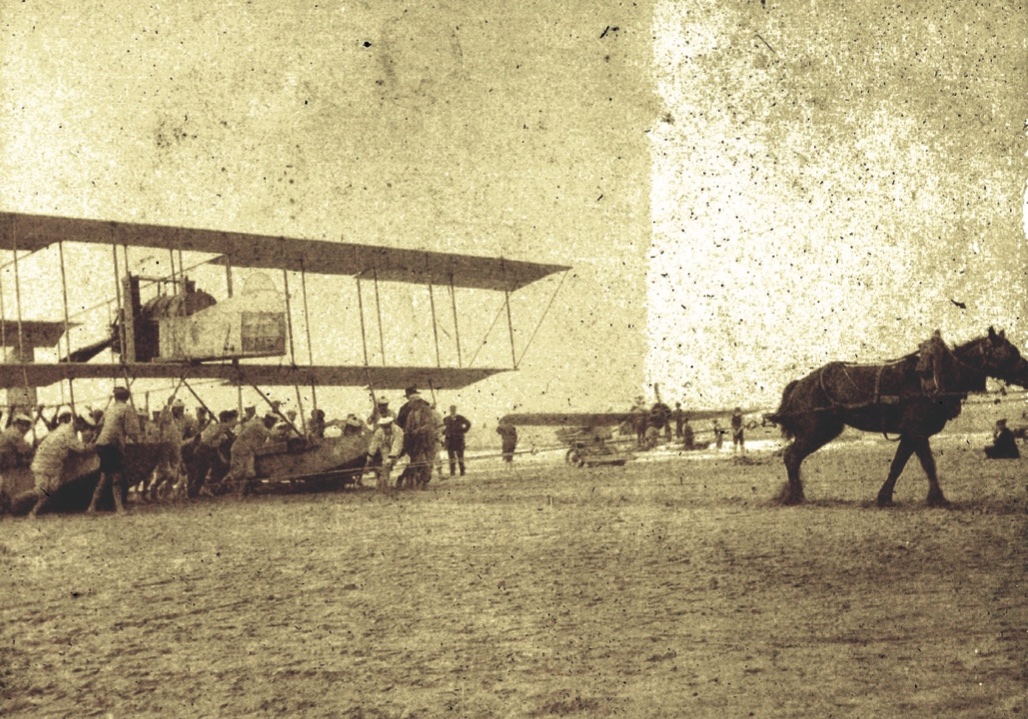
[780,442,807,505]
[876,437,917,507]
[912,438,949,507]
[780,419,844,504]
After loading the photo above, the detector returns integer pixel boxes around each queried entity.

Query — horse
[765,327,1028,506]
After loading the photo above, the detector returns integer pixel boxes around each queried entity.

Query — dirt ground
[1,441,1024,718]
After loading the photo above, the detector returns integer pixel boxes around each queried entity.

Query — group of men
[365,386,473,491]
[629,399,748,453]
[0,386,332,516]
[0,387,138,517]
[0,381,522,514]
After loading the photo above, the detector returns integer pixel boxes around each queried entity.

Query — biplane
[500,402,761,467]
[0,211,568,512]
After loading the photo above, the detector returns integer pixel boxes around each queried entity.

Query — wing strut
[0,248,6,352]
[58,241,76,412]
[281,269,307,437]
[373,268,386,365]
[356,275,370,366]
[427,270,442,368]
[110,244,124,363]
[11,228,32,419]
[449,275,462,368]
[225,256,234,297]
[504,289,516,369]
[12,229,26,365]
[501,258,518,369]
[121,244,136,363]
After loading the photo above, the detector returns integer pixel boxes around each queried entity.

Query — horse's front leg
[876,436,917,507]
[912,437,949,507]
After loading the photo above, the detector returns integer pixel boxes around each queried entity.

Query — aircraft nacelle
[122,272,287,363]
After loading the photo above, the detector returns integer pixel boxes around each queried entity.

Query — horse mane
[943,334,990,393]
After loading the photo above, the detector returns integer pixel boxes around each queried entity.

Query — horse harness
[816,360,967,440]
[817,361,903,409]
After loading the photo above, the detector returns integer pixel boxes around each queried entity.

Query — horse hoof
[876,498,895,508]
[926,495,951,508]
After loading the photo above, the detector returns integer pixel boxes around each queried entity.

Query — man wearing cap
[368,397,394,427]
[28,414,96,518]
[273,409,302,440]
[0,413,35,471]
[308,408,327,441]
[227,411,277,496]
[0,413,34,515]
[985,419,1020,459]
[87,386,140,514]
[241,405,257,427]
[342,414,366,437]
[367,415,402,491]
[194,407,210,436]
[443,405,472,477]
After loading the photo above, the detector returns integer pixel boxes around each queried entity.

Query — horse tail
[765,380,801,439]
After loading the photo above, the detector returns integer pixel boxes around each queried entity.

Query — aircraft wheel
[565,448,585,468]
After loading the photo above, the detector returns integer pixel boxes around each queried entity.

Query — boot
[112,476,126,514]
[87,474,108,513]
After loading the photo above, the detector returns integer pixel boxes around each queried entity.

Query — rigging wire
[516,269,568,368]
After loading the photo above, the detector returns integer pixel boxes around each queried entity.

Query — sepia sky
[1,1,1025,422]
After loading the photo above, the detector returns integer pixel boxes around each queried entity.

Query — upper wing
[0,363,504,390]
[0,212,569,291]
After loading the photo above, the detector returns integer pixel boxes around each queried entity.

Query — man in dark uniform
[682,415,695,450]
[731,407,745,454]
[396,388,436,489]
[395,387,419,434]
[497,421,518,464]
[443,405,472,476]
[984,419,1020,459]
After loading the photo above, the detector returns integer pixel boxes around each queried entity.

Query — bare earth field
[1,442,1025,718]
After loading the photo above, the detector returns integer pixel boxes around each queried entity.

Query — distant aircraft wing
[0,212,568,291]
[501,408,752,426]
[500,412,634,427]
[0,363,504,391]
